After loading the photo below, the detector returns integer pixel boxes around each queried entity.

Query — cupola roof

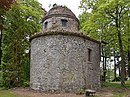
[42,6,79,23]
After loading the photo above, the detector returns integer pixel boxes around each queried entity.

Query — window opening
[61,19,68,27]
[88,48,92,61]
[44,21,48,29]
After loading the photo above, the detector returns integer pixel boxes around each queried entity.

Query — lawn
[112,92,128,97]
[0,90,17,97]
[102,81,130,89]
[0,89,27,97]
[100,81,130,97]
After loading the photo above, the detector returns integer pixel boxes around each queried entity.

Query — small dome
[43,6,78,22]
[42,6,79,32]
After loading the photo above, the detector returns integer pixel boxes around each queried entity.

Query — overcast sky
[37,0,82,17]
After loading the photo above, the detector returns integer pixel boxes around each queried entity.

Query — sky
[37,0,82,17]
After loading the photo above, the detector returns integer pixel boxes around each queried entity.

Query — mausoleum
[30,6,101,92]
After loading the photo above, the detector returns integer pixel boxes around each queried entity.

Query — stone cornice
[30,31,100,44]
[42,14,79,24]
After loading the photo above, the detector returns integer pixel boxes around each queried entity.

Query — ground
[1,82,130,97]
[12,88,84,97]
[11,87,130,97]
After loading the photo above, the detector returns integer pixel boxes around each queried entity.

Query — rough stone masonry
[30,5,101,92]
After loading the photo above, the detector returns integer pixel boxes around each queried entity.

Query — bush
[22,80,29,87]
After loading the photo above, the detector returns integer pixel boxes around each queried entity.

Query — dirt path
[94,88,113,97]
[12,87,130,97]
[12,88,84,97]
[96,87,130,97]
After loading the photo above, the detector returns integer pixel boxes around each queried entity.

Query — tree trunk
[102,46,106,81]
[115,7,125,86]
[114,49,117,81]
[0,29,2,68]
[117,57,121,77]
[128,46,130,77]
[104,57,107,81]
[117,30,125,86]
[0,16,3,70]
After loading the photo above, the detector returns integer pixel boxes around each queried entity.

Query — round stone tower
[30,6,101,92]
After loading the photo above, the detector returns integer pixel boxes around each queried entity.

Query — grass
[0,90,17,97]
[101,81,130,97]
[112,92,128,97]
[0,88,28,97]
[102,81,130,89]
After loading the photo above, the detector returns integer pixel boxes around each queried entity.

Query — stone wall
[42,16,79,32]
[30,34,100,92]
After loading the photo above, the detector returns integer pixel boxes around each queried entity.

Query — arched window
[44,21,48,29]
[61,19,68,27]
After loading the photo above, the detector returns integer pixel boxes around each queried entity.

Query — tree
[0,0,16,70]
[79,0,130,86]
[2,0,44,87]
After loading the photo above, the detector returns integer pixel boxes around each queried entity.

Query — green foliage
[79,0,130,51]
[22,80,29,87]
[1,0,44,88]
[79,0,130,86]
